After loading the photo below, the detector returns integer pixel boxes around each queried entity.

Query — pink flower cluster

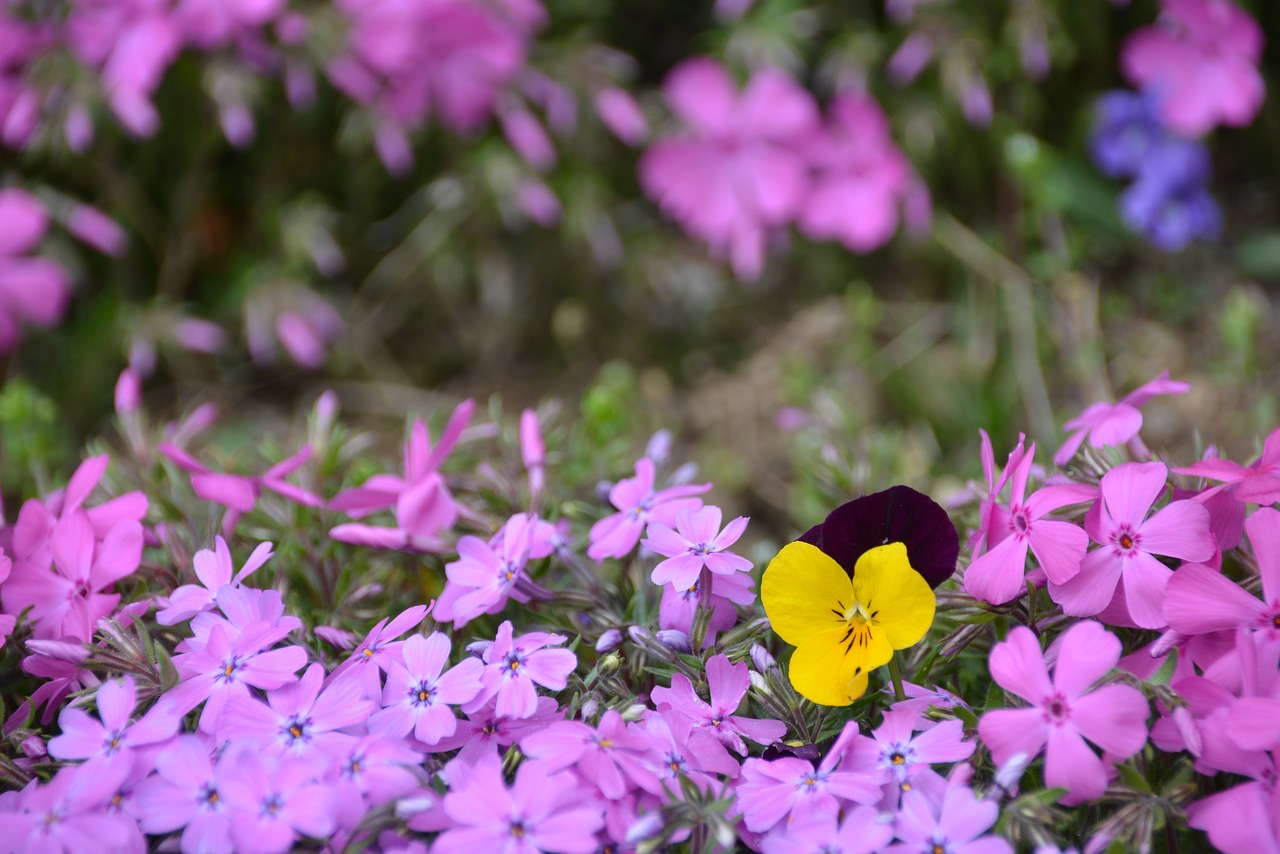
[640,57,928,280]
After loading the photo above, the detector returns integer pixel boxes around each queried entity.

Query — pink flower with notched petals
[1188,777,1280,854]
[157,536,274,626]
[4,758,137,853]
[132,734,232,852]
[1121,0,1265,138]
[760,804,893,854]
[964,441,1095,605]
[841,708,974,800]
[643,506,751,589]
[659,568,755,648]
[520,709,662,799]
[48,675,179,764]
[464,620,576,720]
[589,457,710,562]
[435,512,554,627]
[325,603,431,700]
[220,662,374,757]
[369,632,483,745]
[1048,461,1215,628]
[219,744,335,854]
[650,654,784,755]
[978,621,1149,804]
[640,57,819,280]
[1054,371,1190,466]
[1174,426,1280,506]
[889,784,1012,854]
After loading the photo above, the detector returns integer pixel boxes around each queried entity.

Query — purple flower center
[1011,509,1030,537]
[260,794,284,818]
[410,680,437,707]
[199,784,221,811]
[665,752,686,775]
[103,731,124,755]
[284,715,311,744]
[797,770,826,793]
[1112,526,1141,555]
[217,657,242,683]
[343,755,364,779]
[509,820,527,838]
[691,542,713,556]
[503,651,526,674]
[1043,694,1071,725]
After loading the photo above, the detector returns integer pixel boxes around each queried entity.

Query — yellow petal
[851,542,936,650]
[762,541,854,646]
[787,627,873,706]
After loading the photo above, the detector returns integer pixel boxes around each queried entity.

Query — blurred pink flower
[640,57,818,280]
[66,204,127,256]
[595,86,649,146]
[588,456,710,561]
[1054,370,1190,466]
[1121,0,1265,137]
[1174,426,1280,506]
[0,189,71,354]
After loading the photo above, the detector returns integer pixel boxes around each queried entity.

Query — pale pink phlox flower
[157,536,274,625]
[978,621,1149,804]
[428,695,563,762]
[519,708,663,799]
[643,505,751,589]
[218,742,336,854]
[798,92,915,254]
[659,568,755,648]
[14,642,91,726]
[47,675,179,764]
[1121,0,1266,138]
[964,441,1095,605]
[434,751,605,854]
[161,441,323,535]
[758,804,894,854]
[639,57,819,280]
[369,632,484,746]
[1054,371,1190,466]
[888,784,1012,854]
[1174,426,1280,506]
[329,400,474,552]
[220,662,375,758]
[4,757,137,853]
[183,584,302,653]
[589,456,710,562]
[329,733,424,832]
[1188,774,1280,854]
[520,407,546,501]
[734,721,881,833]
[463,620,576,720]
[595,86,649,146]
[325,603,432,700]
[649,653,784,755]
[642,709,742,794]
[841,709,974,800]
[1047,461,1215,629]
[435,512,546,628]
[0,188,72,353]
[1,508,143,641]
[132,733,233,853]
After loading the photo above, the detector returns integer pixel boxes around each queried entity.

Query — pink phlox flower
[978,621,1149,804]
[325,603,431,700]
[841,709,974,800]
[1174,426,1280,506]
[0,188,72,354]
[0,554,13,649]
[2,509,143,641]
[164,620,308,733]
[964,430,1027,557]
[596,85,649,146]
[642,709,741,795]
[643,505,751,589]
[759,804,894,854]
[4,757,137,853]
[639,57,819,280]
[649,653,784,755]
[1054,371,1190,466]
[132,733,234,850]
[734,721,880,833]
[520,709,663,799]
[15,641,91,726]
[369,632,484,745]
[886,681,970,722]
[218,742,335,854]
[588,457,710,562]
[435,512,547,627]
[156,536,274,625]
[434,752,605,854]
[430,695,563,762]
[888,784,1012,854]
[1121,0,1265,138]
[1188,774,1280,854]
[520,407,546,501]
[798,92,917,254]
[659,568,755,648]
[1047,461,1215,629]
[47,675,179,764]
[183,584,302,653]
[965,441,1095,605]
[173,0,286,50]
[330,733,423,832]
[220,662,375,757]
[161,441,323,536]
[464,620,576,719]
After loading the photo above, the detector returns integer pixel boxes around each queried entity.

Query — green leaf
[1118,762,1153,794]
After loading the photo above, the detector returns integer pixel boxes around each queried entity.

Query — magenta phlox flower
[798,92,916,254]
[434,751,604,854]
[330,733,424,831]
[759,803,894,854]
[965,442,1094,604]
[965,431,1028,557]
[978,621,1149,804]
[1174,426,1280,506]
[325,603,431,700]
[464,620,576,719]
[649,654,784,754]
[643,506,751,589]
[888,785,1012,854]
[436,512,547,627]
[431,695,564,761]
[173,0,285,50]
[642,709,741,794]
[1166,509,1280,640]
[184,585,302,653]
[2,509,143,640]
[218,743,335,854]
[165,620,308,732]
[520,709,662,799]
[0,555,13,649]
[0,188,72,353]
[1054,371,1190,466]
[370,632,483,745]
[157,537,274,625]
[734,722,880,833]
[132,733,233,852]
[47,675,179,764]
[4,758,137,854]
[15,641,91,726]
[659,568,755,647]
[886,681,969,722]
[1047,462,1215,628]
[588,457,710,562]
[1121,0,1265,138]
[161,442,323,535]
[639,57,819,280]
[220,662,374,757]
[1189,776,1280,854]
[841,709,974,798]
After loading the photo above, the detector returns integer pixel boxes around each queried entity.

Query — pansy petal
[788,627,873,706]
[851,543,935,649]
[762,542,852,646]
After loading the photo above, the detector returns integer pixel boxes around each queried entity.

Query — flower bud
[466,640,493,658]
[624,813,665,845]
[750,643,777,673]
[595,629,623,653]
[656,630,691,653]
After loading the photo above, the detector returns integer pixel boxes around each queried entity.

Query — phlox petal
[1047,548,1123,618]
[1120,551,1174,629]
[964,532,1030,605]
[1071,684,1149,758]
[1044,726,1107,804]
[1052,620,1122,698]
[1028,519,1089,585]
[1140,499,1215,562]
[978,707,1047,766]
[1165,563,1263,635]
[988,627,1053,701]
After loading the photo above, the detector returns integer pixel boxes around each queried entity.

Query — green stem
[888,655,906,702]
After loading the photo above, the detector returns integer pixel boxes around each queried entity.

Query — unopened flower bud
[994,752,1030,797]
[620,703,647,721]
[1151,629,1184,658]
[645,430,672,465]
[114,367,141,415]
[19,736,46,759]
[466,640,493,658]
[599,652,622,674]
[750,643,777,673]
[624,813,665,845]
[1172,706,1202,757]
[580,699,599,719]
[656,630,691,653]
[748,671,771,697]
[595,629,623,653]
[627,626,651,645]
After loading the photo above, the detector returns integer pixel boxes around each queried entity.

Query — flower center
[510,821,526,838]
[218,658,241,683]
[410,681,436,706]
[691,542,713,556]
[284,715,310,743]
[1011,509,1030,536]
[505,651,525,673]
[261,795,283,818]
[1044,694,1071,725]
[1113,527,1140,554]
[200,785,220,810]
